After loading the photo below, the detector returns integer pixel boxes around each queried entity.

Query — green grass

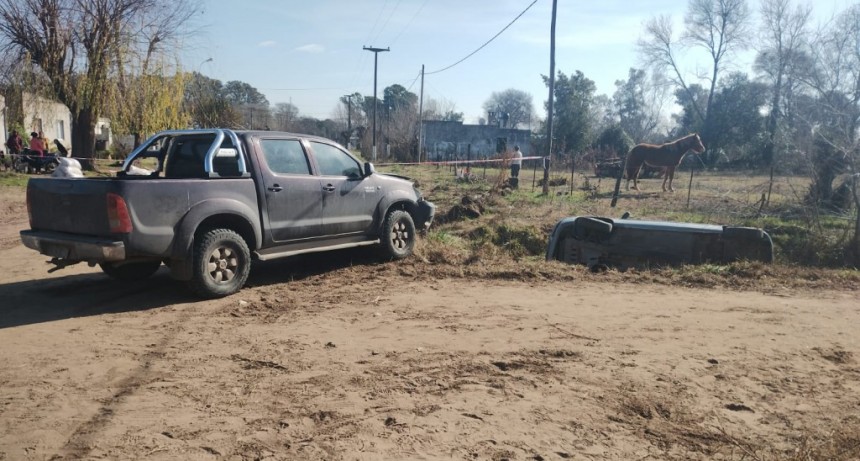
[0,172,30,187]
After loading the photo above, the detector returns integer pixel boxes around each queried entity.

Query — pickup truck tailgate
[27,178,116,237]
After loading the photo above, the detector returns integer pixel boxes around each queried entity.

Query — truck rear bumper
[20,230,126,262]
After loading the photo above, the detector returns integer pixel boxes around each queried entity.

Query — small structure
[22,93,72,147]
[422,120,531,161]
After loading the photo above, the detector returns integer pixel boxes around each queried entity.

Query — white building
[22,93,72,147]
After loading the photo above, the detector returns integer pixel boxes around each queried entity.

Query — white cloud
[295,43,325,53]
[258,40,277,48]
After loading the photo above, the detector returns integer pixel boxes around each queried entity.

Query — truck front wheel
[189,228,251,298]
[379,209,416,260]
[100,261,162,281]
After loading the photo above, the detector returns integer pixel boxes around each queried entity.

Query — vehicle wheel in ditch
[99,261,162,281]
[189,228,250,298]
[573,217,612,240]
[380,209,416,260]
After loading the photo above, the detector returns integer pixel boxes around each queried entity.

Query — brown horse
[625,133,705,192]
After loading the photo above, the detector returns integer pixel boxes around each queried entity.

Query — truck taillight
[107,193,133,233]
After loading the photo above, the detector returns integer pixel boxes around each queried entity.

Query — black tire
[380,209,416,260]
[188,228,250,298]
[573,217,613,240]
[100,261,162,281]
[13,157,28,174]
[44,159,58,174]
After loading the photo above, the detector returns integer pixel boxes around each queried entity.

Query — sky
[182,0,852,125]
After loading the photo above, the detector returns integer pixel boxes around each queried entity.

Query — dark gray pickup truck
[20,129,435,297]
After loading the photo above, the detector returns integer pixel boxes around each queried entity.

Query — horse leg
[628,164,641,191]
[666,167,676,192]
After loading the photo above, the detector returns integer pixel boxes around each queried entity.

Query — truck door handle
[268,184,283,192]
[322,184,336,192]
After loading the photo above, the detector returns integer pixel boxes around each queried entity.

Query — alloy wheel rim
[207,245,239,283]
[390,220,411,250]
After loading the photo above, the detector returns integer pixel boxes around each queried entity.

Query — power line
[388,0,429,46]
[371,0,404,45]
[405,68,422,92]
[426,0,539,75]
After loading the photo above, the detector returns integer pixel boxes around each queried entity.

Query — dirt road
[1,185,859,460]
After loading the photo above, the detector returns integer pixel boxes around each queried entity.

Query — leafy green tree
[183,73,241,129]
[593,124,633,161]
[382,84,417,112]
[706,72,768,166]
[542,70,596,158]
[223,81,269,106]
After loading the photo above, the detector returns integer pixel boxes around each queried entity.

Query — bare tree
[638,15,706,126]
[612,68,671,142]
[272,102,299,131]
[800,5,860,259]
[755,0,812,207]
[683,0,752,133]
[639,0,752,162]
[0,0,197,167]
[482,88,534,129]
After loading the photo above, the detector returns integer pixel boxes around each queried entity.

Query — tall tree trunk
[764,70,784,208]
[71,108,97,170]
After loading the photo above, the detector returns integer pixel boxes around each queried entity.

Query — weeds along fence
[377,156,859,268]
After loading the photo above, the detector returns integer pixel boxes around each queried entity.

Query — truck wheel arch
[169,199,261,281]
[375,191,418,233]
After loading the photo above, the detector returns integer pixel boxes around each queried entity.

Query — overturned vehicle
[546,216,773,270]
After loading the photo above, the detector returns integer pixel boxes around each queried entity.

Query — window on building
[56,120,65,140]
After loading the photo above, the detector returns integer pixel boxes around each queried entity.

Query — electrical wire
[426,0,539,75]
[371,0,403,45]
[387,0,429,46]
[404,68,422,92]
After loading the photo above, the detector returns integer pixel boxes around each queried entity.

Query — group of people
[3,130,70,172]
[5,130,69,157]
[6,130,50,157]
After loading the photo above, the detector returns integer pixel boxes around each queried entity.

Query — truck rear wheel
[189,228,250,298]
[99,261,161,281]
[379,209,416,260]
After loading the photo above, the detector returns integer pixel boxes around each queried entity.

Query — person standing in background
[38,131,49,154]
[510,145,523,178]
[6,130,23,156]
[29,132,45,156]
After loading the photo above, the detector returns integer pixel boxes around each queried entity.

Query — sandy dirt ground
[1,185,859,460]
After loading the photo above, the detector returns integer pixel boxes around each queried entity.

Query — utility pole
[543,0,557,195]
[418,64,425,163]
[343,94,352,148]
[363,46,389,161]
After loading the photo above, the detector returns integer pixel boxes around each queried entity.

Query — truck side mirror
[364,162,375,177]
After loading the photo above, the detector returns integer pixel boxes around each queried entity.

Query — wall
[422,120,531,161]
[22,93,72,149]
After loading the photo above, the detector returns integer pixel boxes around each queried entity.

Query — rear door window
[260,139,311,175]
